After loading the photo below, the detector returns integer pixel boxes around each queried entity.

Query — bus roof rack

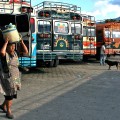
[34,1,81,14]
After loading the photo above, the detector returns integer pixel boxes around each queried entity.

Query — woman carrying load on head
[0,35,28,119]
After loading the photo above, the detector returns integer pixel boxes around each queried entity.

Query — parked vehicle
[80,14,120,61]
[81,14,96,61]
[96,20,120,59]
[0,0,37,68]
[34,1,83,67]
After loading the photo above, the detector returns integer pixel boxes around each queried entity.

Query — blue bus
[34,1,83,67]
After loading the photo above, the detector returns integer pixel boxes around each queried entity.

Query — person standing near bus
[0,36,28,119]
[100,42,106,65]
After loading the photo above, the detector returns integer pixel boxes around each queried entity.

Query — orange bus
[96,20,120,59]
[82,14,96,60]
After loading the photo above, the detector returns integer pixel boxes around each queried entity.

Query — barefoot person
[0,36,28,119]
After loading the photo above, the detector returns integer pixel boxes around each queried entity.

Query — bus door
[16,14,37,67]
[53,20,70,51]
[83,26,96,54]
[82,16,96,58]
[0,14,31,55]
[104,24,120,55]
[88,16,96,56]
[70,22,83,55]
[53,20,75,59]
[87,27,96,55]
[104,28,111,54]
[15,14,31,56]
[111,30,120,53]
[0,14,36,67]
[37,19,53,61]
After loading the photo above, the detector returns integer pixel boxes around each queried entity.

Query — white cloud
[82,0,120,20]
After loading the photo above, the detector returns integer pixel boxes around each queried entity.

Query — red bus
[96,21,120,59]
[82,14,96,61]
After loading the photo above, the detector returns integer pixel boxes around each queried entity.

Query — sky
[32,0,120,21]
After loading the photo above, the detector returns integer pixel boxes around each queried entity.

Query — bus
[0,0,37,68]
[34,1,83,67]
[96,20,120,59]
[81,14,96,61]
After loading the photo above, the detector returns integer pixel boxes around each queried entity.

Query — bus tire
[53,59,59,67]
[46,60,54,67]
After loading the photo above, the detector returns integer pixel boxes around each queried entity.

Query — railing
[34,1,81,20]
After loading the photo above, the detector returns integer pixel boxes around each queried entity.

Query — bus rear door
[16,14,37,67]
[0,14,36,67]
[36,19,57,67]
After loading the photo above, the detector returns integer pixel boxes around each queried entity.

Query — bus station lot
[1,60,120,120]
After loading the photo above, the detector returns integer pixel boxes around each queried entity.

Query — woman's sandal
[0,105,7,113]
[6,113,14,119]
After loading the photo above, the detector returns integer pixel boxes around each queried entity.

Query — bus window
[38,21,51,32]
[83,27,87,36]
[112,31,120,38]
[71,23,81,34]
[0,14,15,27]
[105,30,111,38]
[10,0,22,2]
[30,18,35,33]
[16,14,29,32]
[54,21,69,34]
[88,28,95,37]
[0,14,29,32]
[2,0,9,2]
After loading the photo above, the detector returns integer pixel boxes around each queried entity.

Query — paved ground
[0,60,120,120]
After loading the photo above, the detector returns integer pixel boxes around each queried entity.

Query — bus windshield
[88,28,95,37]
[105,30,111,38]
[38,21,51,32]
[54,21,69,34]
[83,27,87,36]
[71,23,81,34]
[112,31,120,38]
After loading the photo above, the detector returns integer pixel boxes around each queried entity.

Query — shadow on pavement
[59,58,99,65]
[12,70,120,120]
[20,67,46,74]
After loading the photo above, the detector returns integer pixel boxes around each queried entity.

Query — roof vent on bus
[38,11,50,17]
[72,15,81,20]
[20,7,33,13]
[88,23,95,26]
[105,25,111,28]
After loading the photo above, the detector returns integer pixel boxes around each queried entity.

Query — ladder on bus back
[83,14,96,56]
[88,15,96,55]
[70,5,82,60]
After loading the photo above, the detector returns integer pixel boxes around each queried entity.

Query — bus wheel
[53,59,59,67]
[46,60,54,67]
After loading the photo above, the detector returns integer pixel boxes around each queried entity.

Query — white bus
[0,0,37,68]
